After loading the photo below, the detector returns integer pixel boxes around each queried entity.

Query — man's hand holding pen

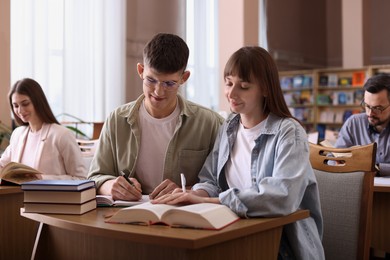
[110,170,142,201]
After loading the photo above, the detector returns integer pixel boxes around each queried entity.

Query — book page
[161,203,239,230]
[105,202,177,224]
[374,177,390,187]
[96,194,150,207]
[0,162,41,185]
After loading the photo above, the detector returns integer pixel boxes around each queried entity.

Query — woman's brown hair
[8,78,59,126]
[224,46,293,118]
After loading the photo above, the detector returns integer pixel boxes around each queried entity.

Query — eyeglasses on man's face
[142,76,181,91]
[361,101,390,114]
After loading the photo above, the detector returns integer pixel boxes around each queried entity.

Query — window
[185,0,219,111]
[11,0,126,124]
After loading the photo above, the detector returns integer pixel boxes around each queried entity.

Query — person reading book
[152,46,325,259]
[0,78,87,180]
[88,33,223,201]
[335,74,390,177]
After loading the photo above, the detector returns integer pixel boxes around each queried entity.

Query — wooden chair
[309,142,377,260]
[77,139,99,171]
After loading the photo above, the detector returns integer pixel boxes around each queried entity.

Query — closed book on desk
[24,187,96,204]
[21,179,95,191]
[106,202,240,230]
[23,199,97,214]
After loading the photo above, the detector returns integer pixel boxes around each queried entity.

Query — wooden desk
[372,178,390,252]
[0,186,39,260]
[21,207,309,260]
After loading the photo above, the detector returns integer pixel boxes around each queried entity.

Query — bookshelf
[280,70,317,133]
[280,65,390,141]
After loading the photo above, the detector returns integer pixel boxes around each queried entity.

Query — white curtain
[185,0,219,111]
[11,0,126,123]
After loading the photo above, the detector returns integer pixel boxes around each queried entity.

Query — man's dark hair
[143,33,189,74]
[364,73,390,101]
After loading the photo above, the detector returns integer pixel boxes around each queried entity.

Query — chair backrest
[77,139,99,171]
[309,142,377,260]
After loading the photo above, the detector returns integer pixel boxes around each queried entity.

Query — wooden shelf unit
[280,65,390,140]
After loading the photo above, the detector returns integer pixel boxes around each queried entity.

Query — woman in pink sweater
[0,78,87,179]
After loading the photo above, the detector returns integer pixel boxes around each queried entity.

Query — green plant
[0,121,12,153]
[56,113,92,139]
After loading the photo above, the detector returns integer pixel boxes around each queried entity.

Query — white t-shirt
[135,100,180,193]
[225,120,265,190]
[21,128,42,168]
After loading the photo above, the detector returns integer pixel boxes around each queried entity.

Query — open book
[105,202,240,230]
[320,140,352,158]
[96,194,150,207]
[0,162,41,185]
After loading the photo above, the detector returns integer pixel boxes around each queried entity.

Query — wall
[2,1,390,116]
[365,0,390,65]
[218,0,259,112]
[125,0,186,103]
[0,0,11,128]
[267,0,329,70]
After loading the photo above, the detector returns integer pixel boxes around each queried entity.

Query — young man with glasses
[88,33,224,201]
[335,73,390,176]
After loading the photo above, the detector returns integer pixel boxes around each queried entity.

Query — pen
[180,173,186,193]
[120,169,140,192]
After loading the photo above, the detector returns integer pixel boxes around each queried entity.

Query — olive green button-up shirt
[88,94,224,191]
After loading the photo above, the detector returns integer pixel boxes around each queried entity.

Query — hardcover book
[23,199,97,215]
[21,179,96,191]
[24,187,96,204]
[105,202,240,230]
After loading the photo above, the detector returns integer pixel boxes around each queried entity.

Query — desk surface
[372,178,390,252]
[21,207,309,250]
[0,186,38,260]
[0,185,23,194]
[374,177,390,192]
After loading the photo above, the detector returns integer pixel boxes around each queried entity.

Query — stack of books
[21,179,97,214]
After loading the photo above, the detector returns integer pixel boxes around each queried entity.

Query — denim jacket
[88,94,224,190]
[193,113,325,260]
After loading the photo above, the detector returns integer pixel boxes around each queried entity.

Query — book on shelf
[292,75,304,88]
[319,75,328,86]
[23,199,97,214]
[352,71,366,87]
[317,94,332,105]
[283,93,293,106]
[24,187,96,204]
[96,194,150,207]
[327,74,338,87]
[281,76,293,90]
[105,202,240,230]
[319,139,352,158]
[302,75,312,88]
[332,91,354,105]
[0,162,41,185]
[21,179,96,191]
[300,90,312,104]
[338,77,352,86]
[353,89,364,104]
